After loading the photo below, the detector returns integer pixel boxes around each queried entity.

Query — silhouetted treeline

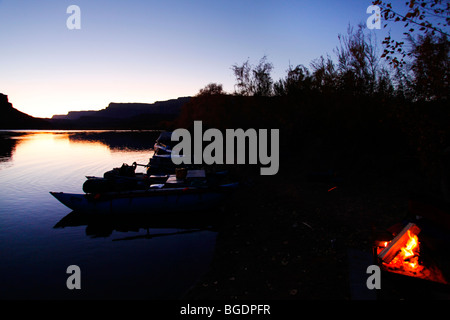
[169,25,449,198]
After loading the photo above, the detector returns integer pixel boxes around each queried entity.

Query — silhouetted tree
[273,64,312,96]
[408,33,449,101]
[231,56,274,96]
[251,56,274,96]
[310,55,337,93]
[374,0,450,68]
[334,24,382,95]
[273,79,286,96]
[197,83,225,96]
[231,59,252,96]
[375,67,395,96]
[273,25,388,98]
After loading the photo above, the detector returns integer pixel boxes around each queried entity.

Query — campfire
[374,223,448,284]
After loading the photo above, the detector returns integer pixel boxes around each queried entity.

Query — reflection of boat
[54,209,219,240]
[50,132,238,214]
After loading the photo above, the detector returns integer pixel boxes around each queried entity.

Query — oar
[112,228,211,241]
[133,162,151,168]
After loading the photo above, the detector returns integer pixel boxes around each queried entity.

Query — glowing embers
[375,223,447,284]
[377,229,423,275]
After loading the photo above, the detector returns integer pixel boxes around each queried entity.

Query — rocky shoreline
[183,153,424,299]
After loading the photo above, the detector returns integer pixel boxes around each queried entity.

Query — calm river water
[0,130,218,299]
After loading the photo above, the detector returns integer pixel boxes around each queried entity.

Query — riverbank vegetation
[175,3,449,298]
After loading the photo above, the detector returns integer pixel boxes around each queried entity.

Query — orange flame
[381,230,423,273]
[377,230,447,284]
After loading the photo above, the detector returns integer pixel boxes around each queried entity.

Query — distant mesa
[51,97,191,121]
[0,94,7,105]
[0,94,191,130]
[0,93,50,129]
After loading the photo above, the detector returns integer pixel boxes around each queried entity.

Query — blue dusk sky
[0,0,402,118]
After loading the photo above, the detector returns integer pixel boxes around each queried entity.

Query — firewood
[378,223,421,264]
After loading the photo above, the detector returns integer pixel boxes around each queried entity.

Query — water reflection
[68,130,162,151]
[0,130,217,299]
[0,132,26,164]
[0,130,161,165]
[54,210,220,240]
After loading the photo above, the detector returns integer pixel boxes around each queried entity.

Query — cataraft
[50,132,238,215]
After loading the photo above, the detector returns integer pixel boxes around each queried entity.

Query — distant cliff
[52,97,190,120]
[0,94,50,129]
[0,94,190,130]
[50,97,191,129]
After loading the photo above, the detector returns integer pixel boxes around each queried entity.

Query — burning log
[374,222,448,284]
[378,223,421,264]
